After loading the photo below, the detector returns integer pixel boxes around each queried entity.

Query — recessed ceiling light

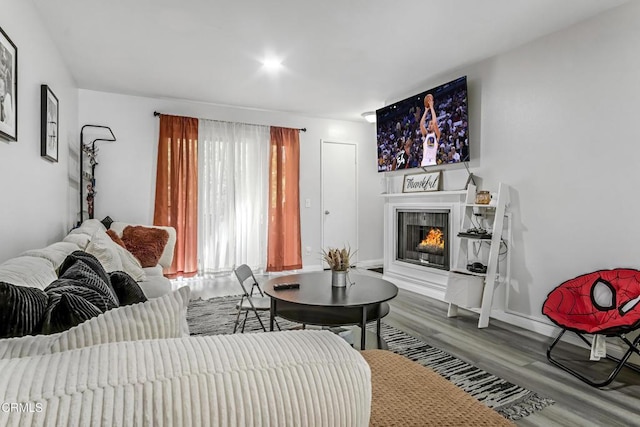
[262,57,283,71]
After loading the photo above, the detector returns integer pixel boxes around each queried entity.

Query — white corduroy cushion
[62,233,91,249]
[0,286,190,359]
[0,331,372,426]
[85,229,146,282]
[0,256,56,290]
[20,242,80,270]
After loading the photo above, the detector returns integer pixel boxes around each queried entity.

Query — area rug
[362,349,514,426]
[187,295,554,421]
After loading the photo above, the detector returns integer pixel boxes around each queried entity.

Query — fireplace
[396,209,450,271]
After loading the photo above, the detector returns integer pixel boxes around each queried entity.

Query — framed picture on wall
[0,26,18,142]
[41,85,59,162]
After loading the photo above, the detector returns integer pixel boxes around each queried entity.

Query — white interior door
[322,141,358,266]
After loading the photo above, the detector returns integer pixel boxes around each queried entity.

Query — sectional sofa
[0,220,373,425]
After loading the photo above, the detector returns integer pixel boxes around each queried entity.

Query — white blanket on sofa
[0,331,371,426]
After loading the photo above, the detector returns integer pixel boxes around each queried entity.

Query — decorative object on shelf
[0,25,18,142]
[402,170,441,193]
[475,190,491,205]
[322,246,353,287]
[78,125,116,225]
[40,85,59,162]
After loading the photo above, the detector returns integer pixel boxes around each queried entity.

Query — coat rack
[78,124,116,225]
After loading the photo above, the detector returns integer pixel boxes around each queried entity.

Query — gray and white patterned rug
[187,295,554,421]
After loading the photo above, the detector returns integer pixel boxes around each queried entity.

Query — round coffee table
[263,272,398,349]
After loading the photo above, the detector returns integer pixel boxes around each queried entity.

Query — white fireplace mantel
[381,190,467,199]
[382,189,471,301]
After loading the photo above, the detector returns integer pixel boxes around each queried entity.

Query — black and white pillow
[0,282,49,338]
[108,271,147,306]
[40,292,103,335]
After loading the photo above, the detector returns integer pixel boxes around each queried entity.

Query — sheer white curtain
[198,120,270,274]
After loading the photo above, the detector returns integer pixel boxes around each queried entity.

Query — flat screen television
[376,76,468,172]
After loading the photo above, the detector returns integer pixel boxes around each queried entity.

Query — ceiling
[32,0,627,122]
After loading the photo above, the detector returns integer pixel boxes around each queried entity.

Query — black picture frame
[41,85,59,162]
[0,25,18,142]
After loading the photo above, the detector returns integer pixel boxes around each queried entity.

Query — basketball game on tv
[376,76,469,172]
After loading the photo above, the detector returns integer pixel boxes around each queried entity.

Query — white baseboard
[355,259,383,269]
[385,276,446,302]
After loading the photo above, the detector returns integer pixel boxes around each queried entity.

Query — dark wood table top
[263,271,398,308]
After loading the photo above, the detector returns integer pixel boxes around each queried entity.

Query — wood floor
[180,271,640,426]
[385,288,640,427]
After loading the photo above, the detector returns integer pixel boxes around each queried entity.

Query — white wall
[387,1,640,330]
[5,0,638,337]
[0,0,78,262]
[77,90,383,269]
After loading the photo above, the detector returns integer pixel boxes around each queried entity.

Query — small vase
[331,270,348,287]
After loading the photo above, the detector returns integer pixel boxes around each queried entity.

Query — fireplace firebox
[396,209,450,270]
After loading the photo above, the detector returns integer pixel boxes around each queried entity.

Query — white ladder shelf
[446,182,510,328]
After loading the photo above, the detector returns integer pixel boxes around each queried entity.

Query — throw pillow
[86,230,146,282]
[0,286,191,358]
[0,256,58,290]
[45,278,112,313]
[62,233,91,250]
[108,271,147,306]
[85,230,124,273]
[59,251,111,286]
[58,252,119,309]
[40,292,103,335]
[100,215,114,229]
[121,226,169,268]
[0,281,49,338]
[106,229,126,248]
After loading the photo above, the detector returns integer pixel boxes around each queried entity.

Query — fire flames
[419,228,444,251]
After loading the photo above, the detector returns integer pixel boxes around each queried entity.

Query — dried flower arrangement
[322,246,354,271]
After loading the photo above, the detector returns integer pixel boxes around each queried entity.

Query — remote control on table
[273,283,300,290]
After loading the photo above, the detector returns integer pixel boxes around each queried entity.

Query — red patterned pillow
[106,229,126,248]
[121,226,169,268]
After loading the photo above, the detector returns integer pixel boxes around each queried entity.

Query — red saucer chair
[543,269,640,387]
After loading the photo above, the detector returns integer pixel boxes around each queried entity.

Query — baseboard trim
[355,259,383,269]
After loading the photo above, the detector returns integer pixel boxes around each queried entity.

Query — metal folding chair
[233,264,279,333]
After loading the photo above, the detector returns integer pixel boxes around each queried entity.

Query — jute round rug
[187,295,554,422]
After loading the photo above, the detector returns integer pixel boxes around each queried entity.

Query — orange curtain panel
[153,114,199,278]
[267,127,302,271]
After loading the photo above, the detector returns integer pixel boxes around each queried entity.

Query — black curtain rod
[153,111,307,132]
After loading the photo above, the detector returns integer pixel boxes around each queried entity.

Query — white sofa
[0,219,175,298]
[0,272,372,425]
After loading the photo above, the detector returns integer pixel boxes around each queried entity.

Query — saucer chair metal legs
[543,269,640,388]
[546,328,640,387]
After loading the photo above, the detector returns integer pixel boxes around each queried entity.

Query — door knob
[325,210,330,215]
